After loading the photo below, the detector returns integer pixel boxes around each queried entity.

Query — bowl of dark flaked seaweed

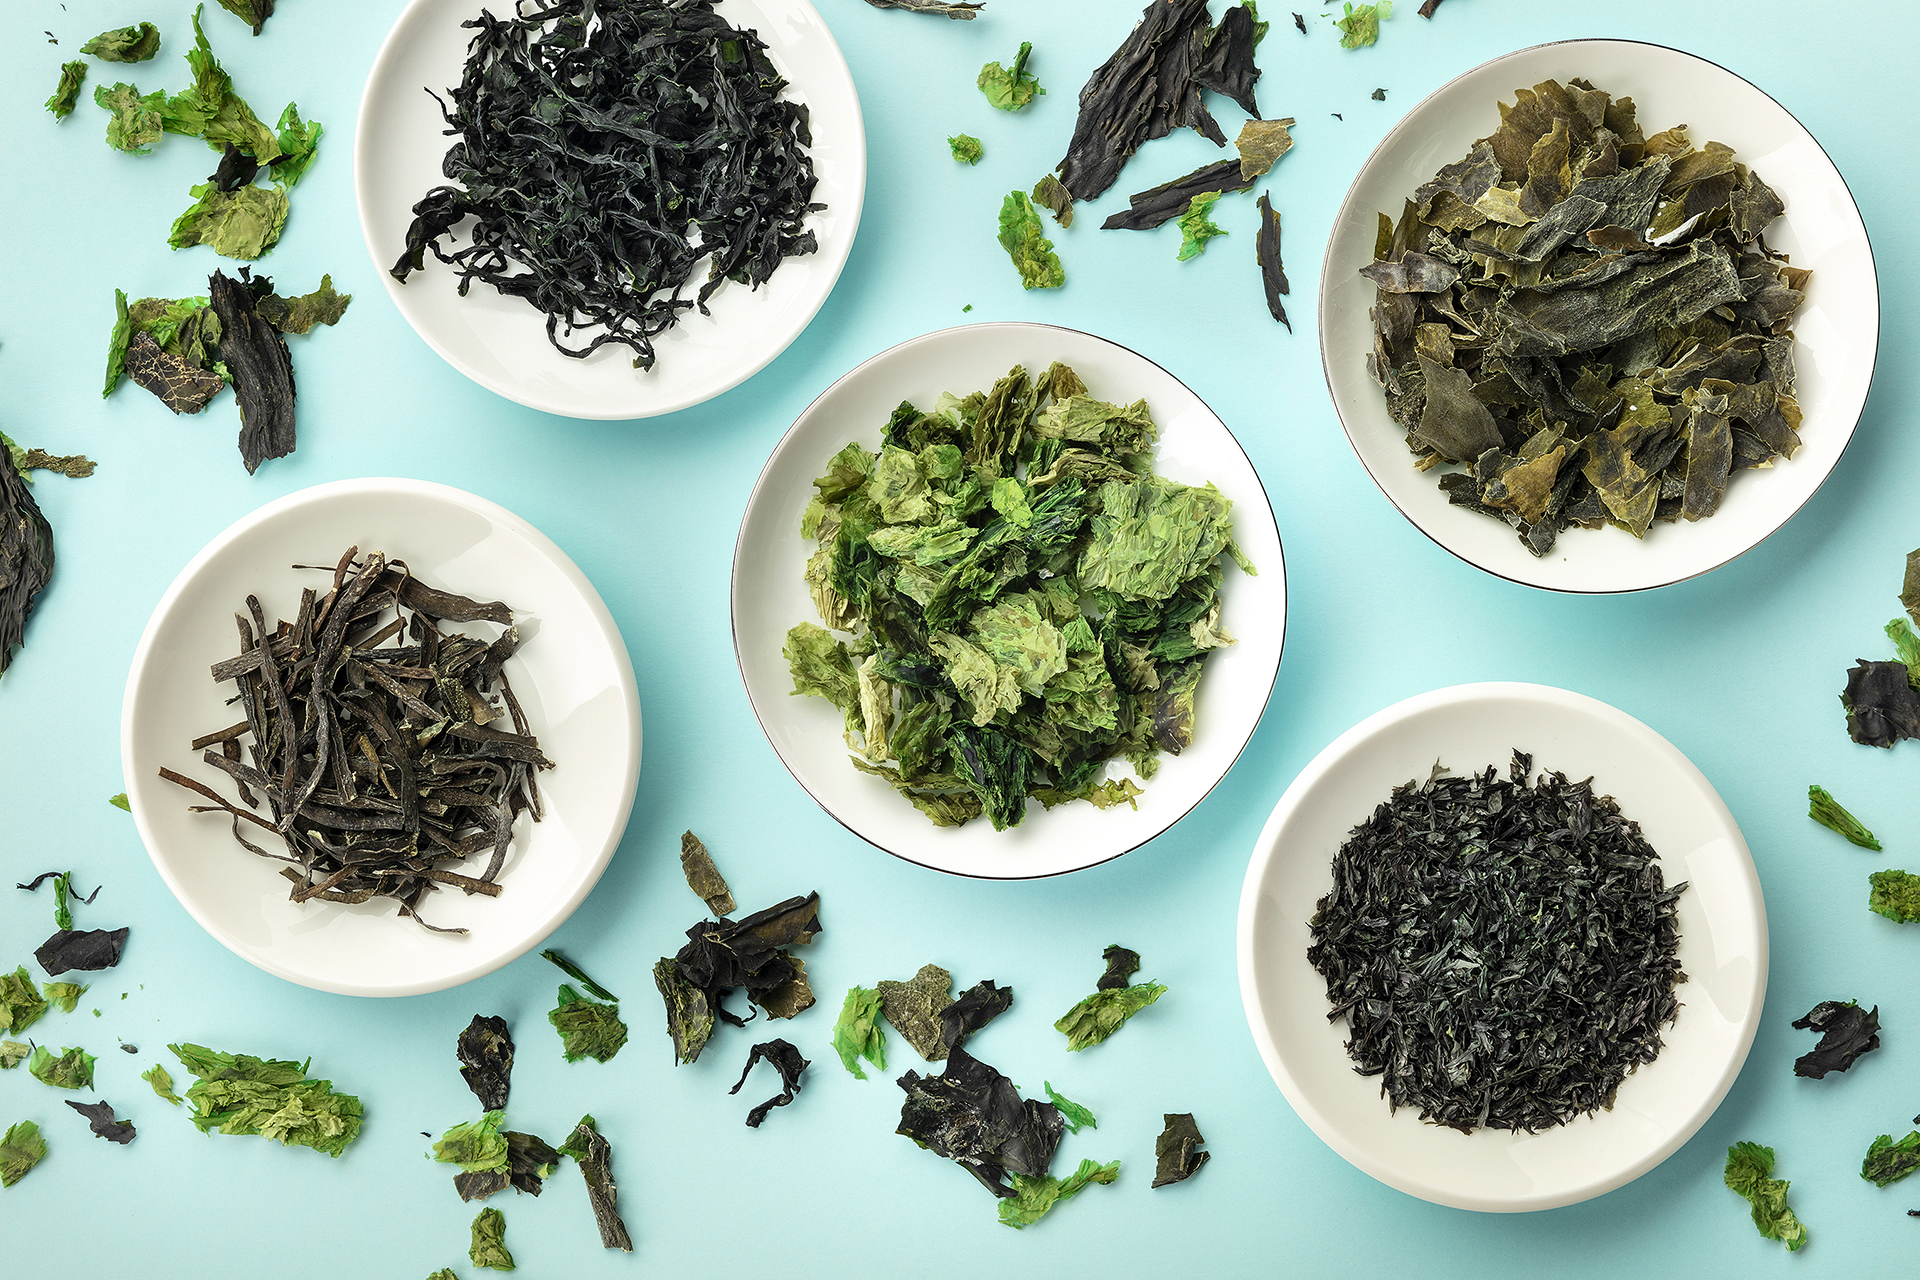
[1236,682,1767,1211]
[121,479,642,997]
[1319,39,1877,593]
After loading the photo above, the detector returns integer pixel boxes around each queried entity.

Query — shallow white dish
[733,322,1287,879]
[354,0,865,420]
[121,479,642,997]
[1319,39,1878,593]
[1236,682,1766,1212]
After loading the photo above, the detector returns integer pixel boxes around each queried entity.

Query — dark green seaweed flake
[1725,1142,1808,1251]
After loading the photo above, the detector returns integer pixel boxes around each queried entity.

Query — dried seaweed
[457,1015,514,1111]
[1056,944,1165,1050]
[832,986,887,1079]
[1256,192,1291,328]
[0,968,46,1037]
[1308,753,1687,1132]
[1809,786,1881,850]
[82,24,163,62]
[1790,1001,1879,1078]
[170,1042,362,1155]
[654,889,823,1064]
[0,443,55,680]
[949,134,983,165]
[859,0,982,15]
[1725,1142,1808,1251]
[161,548,545,930]
[1843,661,1920,747]
[730,1039,809,1127]
[896,1044,1064,1198]
[558,1116,633,1251]
[66,1099,136,1144]
[30,1046,97,1090]
[979,42,1043,112]
[1868,870,1920,923]
[0,1120,46,1187]
[1043,1083,1096,1132]
[36,929,128,976]
[940,979,1012,1051]
[469,1207,513,1271]
[1863,1132,1920,1188]
[208,268,294,472]
[879,964,954,1062]
[392,0,821,372]
[1363,78,1808,556]
[998,1157,1120,1228]
[47,60,86,118]
[1151,1112,1208,1186]
[678,831,734,916]
[549,985,627,1064]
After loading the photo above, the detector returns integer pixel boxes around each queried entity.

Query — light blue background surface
[1,0,1914,1274]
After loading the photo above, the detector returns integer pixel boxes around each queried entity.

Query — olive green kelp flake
[1724,1141,1808,1251]
[998,1157,1120,1228]
[47,61,87,119]
[81,23,163,63]
[785,363,1249,831]
[1,1120,47,1188]
[1055,943,1166,1050]
[29,1045,96,1090]
[997,192,1065,290]
[549,985,628,1064]
[1363,78,1808,557]
[979,42,1043,112]
[169,1042,364,1156]
[832,985,888,1079]
[469,1207,514,1271]
[1862,1132,1920,1188]
[0,967,48,1036]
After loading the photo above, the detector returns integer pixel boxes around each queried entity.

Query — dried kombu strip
[0,442,55,679]
[36,928,129,975]
[1255,193,1291,329]
[1842,661,1920,748]
[1053,0,1221,202]
[558,1116,633,1252]
[1308,753,1688,1133]
[678,830,734,916]
[731,1039,809,1127]
[1193,4,1262,117]
[879,964,954,1062]
[939,980,1012,1051]
[208,268,295,474]
[1791,1001,1880,1078]
[897,1044,1064,1198]
[1151,1113,1208,1187]
[66,1099,136,1144]
[1101,160,1251,232]
[457,1015,514,1111]
[859,0,982,15]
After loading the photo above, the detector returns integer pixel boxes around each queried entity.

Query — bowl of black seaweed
[1236,682,1765,1211]
[1319,39,1876,593]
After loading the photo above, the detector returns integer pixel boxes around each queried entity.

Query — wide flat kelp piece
[1193,4,1262,117]
[939,980,1013,1051]
[730,1039,809,1127]
[1790,1001,1879,1078]
[1725,1142,1808,1251]
[169,1041,363,1155]
[1151,1112,1208,1186]
[1101,160,1249,232]
[880,964,955,1062]
[678,830,734,915]
[1053,0,1221,202]
[125,331,226,414]
[1255,193,1291,328]
[0,1120,46,1187]
[0,444,55,680]
[457,1015,514,1111]
[36,928,128,976]
[896,1044,1065,1198]
[1362,77,1808,556]
[1862,1132,1920,1187]
[1842,660,1920,747]
[654,890,823,1063]
[558,1116,633,1251]
[505,1130,561,1196]
[67,1099,136,1144]
[208,269,295,473]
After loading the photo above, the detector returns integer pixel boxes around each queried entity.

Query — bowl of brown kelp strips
[1319,39,1877,593]
[121,479,642,997]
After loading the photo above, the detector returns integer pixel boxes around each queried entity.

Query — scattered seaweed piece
[66,1099,135,1144]
[1809,785,1881,849]
[879,964,955,1062]
[1293,12,1307,33]
[1335,1,1392,48]
[1256,192,1291,328]
[859,0,982,14]
[457,1015,514,1111]
[543,952,618,1003]
[392,0,821,372]
[549,986,627,1064]
[1725,1142,1808,1251]
[1864,1132,1920,1187]
[730,1039,809,1127]
[1043,1083,1096,1133]
[1056,944,1166,1051]
[208,268,294,470]
[1152,1112,1209,1186]
[29,1045,96,1090]
[949,134,984,165]
[144,1064,182,1104]
[0,968,47,1037]
[832,986,888,1079]
[215,0,275,36]
[504,1130,560,1196]
[34,927,127,975]
[677,831,734,916]
[47,61,87,118]
[1869,871,1920,923]
[1,1043,29,1070]
[1308,753,1687,1131]
[1194,4,1263,117]
[0,443,55,680]
[0,1120,46,1187]
[1844,660,1920,747]
[44,982,87,1014]
[169,1042,363,1156]
[940,980,1013,1051]
[896,1044,1064,1198]
[558,1116,633,1252]
[1032,174,1073,226]
[469,1207,513,1272]
[1176,192,1228,260]
[979,42,1043,112]
[82,23,163,61]
[998,191,1066,289]
[1418,0,1444,16]
[999,1158,1120,1228]
[654,887,822,1064]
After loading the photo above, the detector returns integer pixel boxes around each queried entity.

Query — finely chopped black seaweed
[1308,752,1687,1133]
[391,0,823,371]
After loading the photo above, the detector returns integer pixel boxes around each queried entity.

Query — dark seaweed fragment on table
[730,1039,809,1127]
[217,0,277,36]
[456,1168,509,1201]
[1862,1133,1920,1188]
[0,443,55,679]
[1101,159,1252,231]
[37,928,129,975]
[939,980,1012,1050]
[897,1044,1064,1198]
[1193,4,1263,118]
[880,963,954,1062]
[859,0,983,14]
[1790,1001,1880,1079]
[457,1015,514,1111]
[125,332,226,414]
[1054,0,1220,202]
[655,891,822,1063]
[208,269,295,474]
[1842,660,1920,747]
[65,1099,135,1144]
[1255,192,1291,328]
[1151,1112,1207,1187]
[1097,945,1141,990]
[559,1117,632,1251]
[505,1130,561,1195]
[679,830,734,916]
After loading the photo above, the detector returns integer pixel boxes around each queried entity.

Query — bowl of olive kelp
[1319,39,1877,593]
[732,322,1286,879]
[121,479,642,997]
[1236,683,1767,1212]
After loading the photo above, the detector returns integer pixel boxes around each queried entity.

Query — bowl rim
[730,319,1289,880]
[118,476,643,997]
[351,0,869,421]
[1315,36,1882,595]
[1234,680,1769,1211]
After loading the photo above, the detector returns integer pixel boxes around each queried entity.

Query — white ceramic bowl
[733,322,1288,879]
[1237,682,1766,1211]
[1320,39,1878,593]
[121,479,642,997]
[354,0,866,420]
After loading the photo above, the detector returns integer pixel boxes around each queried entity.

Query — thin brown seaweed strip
[1101,159,1251,231]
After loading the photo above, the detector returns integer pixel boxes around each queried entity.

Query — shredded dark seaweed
[392,0,823,372]
[1308,751,1688,1132]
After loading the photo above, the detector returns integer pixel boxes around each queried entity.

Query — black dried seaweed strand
[1308,751,1688,1133]
[391,0,822,371]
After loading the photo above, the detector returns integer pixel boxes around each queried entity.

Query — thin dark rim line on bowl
[119,477,643,997]
[1315,36,1882,596]
[350,0,868,422]
[1235,681,1769,1211]
[729,321,1290,881]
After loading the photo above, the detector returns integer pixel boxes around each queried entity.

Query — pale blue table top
[3,0,1915,1275]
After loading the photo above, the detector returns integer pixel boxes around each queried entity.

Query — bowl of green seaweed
[1236,682,1767,1212]
[732,322,1287,879]
[121,479,642,997]
[1320,39,1876,592]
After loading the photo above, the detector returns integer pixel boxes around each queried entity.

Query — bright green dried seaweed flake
[949,134,983,165]
[979,41,1044,112]
[1724,1141,1807,1251]
[433,1110,510,1172]
[82,23,163,62]
[168,180,289,260]
[143,1063,182,1104]
[1868,870,1920,923]
[47,61,87,119]
[470,1207,514,1271]
[997,191,1065,290]
[1,1120,46,1188]
[1809,785,1881,850]
[1862,1132,1920,1187]
[1175,191,1228,262]
[1335,1,1392,48]
[549,985,628,1064]
[1056,981,1166,1051]
[0,968,47,1037]
[1044,1082,1096,1133]
[95,81,167,152]
[1078,476,1237,602]
[832,986,888,1079]
[43,982,87,1014]
[998,1158,1120,1229]
[29,1045,96,1090]
[169,1042,364,1156]
[272,102,323,187]
[0,1042,28,1070]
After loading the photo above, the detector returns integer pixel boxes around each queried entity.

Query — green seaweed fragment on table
[998,1157,1120,1228]
[832,986,888,1079]
[0,968,47,1036]
[1335,1,1392,48]
[878,964,954,1061]
[469,1207,514,1271]
[1055,944,1165,1051]
[82,23,163,62]
[0,1042,29,1069]
[109,794,130,811]
[1862,1132,1920,1187]
[1175,191,1228,261]
[43,982,87,1013]
[94,81,166,152]
[427,1272,458,1280]
[549,985,628,1064]
[1043,1082,1096,1133]
[558,1114,634,1251]
[1,1120,47,1188]
[1032,173,1073,226]
[433,1110,510,1172]
[29,1045,96,1090]
[1809,785,1881,850]
[216,0,276,37]
[1152,1112,1209,1186]
[143,1063,182,1103]
[169,181,290,260]
[997,191,1066,289]
[979,41,1043,112]
[1869,870,1920,923]
[949,134,983,165]
[1724,1141,1808,1251]
[169,1042,363,1156]
[47,61,87,118]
